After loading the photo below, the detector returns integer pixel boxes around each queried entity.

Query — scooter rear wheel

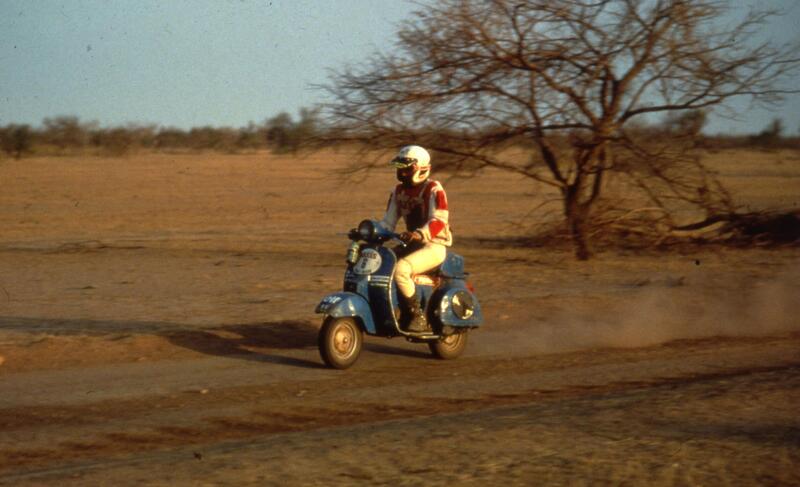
[428,331,468,360]
[319,317,363,369]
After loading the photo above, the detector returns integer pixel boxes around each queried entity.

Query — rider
[379,145,452,333]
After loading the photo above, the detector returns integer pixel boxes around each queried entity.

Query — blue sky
[1,0,798,135]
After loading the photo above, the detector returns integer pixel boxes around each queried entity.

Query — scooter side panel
[315,292,377,334]
[368,247,400,336]
[440,251,467,278]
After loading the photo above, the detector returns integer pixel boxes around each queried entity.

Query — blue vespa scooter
[315,219,483,369]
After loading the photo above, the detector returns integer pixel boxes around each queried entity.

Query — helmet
[390,145,431,185]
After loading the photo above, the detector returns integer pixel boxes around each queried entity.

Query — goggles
[391,156,417,168]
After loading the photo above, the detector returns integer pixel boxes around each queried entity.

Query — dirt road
[1,331,798,486]
[1,151,799,484]
[1,240,797,486]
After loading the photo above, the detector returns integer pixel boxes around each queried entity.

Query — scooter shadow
[165,320,324,369]
[363,341,432,359]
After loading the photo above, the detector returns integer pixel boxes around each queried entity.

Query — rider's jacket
[380,179,452,246]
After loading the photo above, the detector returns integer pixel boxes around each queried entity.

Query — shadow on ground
[0,316,324,369]
[363,341,432,359]
[0,316,436,368]
[165,321,323,369]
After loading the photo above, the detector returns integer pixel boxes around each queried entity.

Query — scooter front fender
[315,292,376,335]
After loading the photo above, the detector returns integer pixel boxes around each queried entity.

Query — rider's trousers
[394,242,447,298]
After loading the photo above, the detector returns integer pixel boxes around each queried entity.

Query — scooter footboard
[315,292,377,334]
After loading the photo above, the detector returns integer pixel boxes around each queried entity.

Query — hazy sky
[1,0,798,135]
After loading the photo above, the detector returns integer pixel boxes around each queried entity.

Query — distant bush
[155,127,190,151]
[704,118,800,151]
[187,126,241,152]
[0,124,32,159]
[42,116,92,153]
[749,118,784,148]
[265,108,319,154]
[90,125,157,155]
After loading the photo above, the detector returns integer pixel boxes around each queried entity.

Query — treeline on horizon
[1,109,798,160]
[0,109,319,159]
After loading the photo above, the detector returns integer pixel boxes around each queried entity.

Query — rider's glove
[348,228,360,240]
[399,231,423,243]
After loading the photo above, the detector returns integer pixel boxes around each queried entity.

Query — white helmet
[390,145,431,185]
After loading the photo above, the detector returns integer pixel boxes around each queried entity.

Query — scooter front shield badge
[353,248,382,275]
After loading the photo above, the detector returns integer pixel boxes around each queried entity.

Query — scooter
[315,219,483,369]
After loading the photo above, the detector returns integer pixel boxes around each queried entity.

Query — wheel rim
[332,322,357,358]
[441,333,462,349]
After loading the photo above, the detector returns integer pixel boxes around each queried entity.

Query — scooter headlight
[451,291,475,319]
[357,220,376,240]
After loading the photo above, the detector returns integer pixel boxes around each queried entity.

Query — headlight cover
[357,220,376,240]
[451,291,475,319]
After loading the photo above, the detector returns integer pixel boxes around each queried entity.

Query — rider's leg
[395,243,446,332]
[395,243,447,296]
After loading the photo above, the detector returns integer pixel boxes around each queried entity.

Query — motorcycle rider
[379,145,452,333]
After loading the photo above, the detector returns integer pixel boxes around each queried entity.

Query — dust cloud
[477,263,800,357]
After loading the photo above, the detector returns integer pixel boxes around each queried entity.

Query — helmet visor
[390,156,417,169]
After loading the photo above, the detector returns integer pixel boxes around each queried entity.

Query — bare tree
[319,0,799,259]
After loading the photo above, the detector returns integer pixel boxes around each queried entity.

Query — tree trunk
[564,187,593,260]
[568,208,592,260]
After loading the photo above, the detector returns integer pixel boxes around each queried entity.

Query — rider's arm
[417,182,449,243]
[377,188,399,233]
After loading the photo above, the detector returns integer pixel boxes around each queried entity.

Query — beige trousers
[394,243,447,297]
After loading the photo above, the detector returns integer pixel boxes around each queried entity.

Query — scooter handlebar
[346,224,405,246]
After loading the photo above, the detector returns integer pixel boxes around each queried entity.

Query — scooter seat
[412,273,440,287]
[416,266,441,277]
[411,251,466,285]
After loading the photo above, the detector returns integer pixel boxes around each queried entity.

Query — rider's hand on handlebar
[399,231,423,243]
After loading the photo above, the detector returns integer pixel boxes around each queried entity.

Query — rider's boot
[398,291,430,333]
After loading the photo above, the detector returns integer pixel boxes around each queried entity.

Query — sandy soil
[0,149,798,485]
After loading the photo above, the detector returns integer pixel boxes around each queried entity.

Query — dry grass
[1,147,797,249]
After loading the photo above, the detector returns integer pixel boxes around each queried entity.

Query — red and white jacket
[379,179,452,246]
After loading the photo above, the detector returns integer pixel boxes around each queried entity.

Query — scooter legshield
[315,292,376,334]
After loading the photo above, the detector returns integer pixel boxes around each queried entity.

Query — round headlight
[357,220,375,240]
[451,291,475,319]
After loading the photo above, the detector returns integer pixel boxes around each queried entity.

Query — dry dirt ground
[0,149,798,485]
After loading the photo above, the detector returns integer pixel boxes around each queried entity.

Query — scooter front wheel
[318,317,363,369]
[428,331,469,360]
